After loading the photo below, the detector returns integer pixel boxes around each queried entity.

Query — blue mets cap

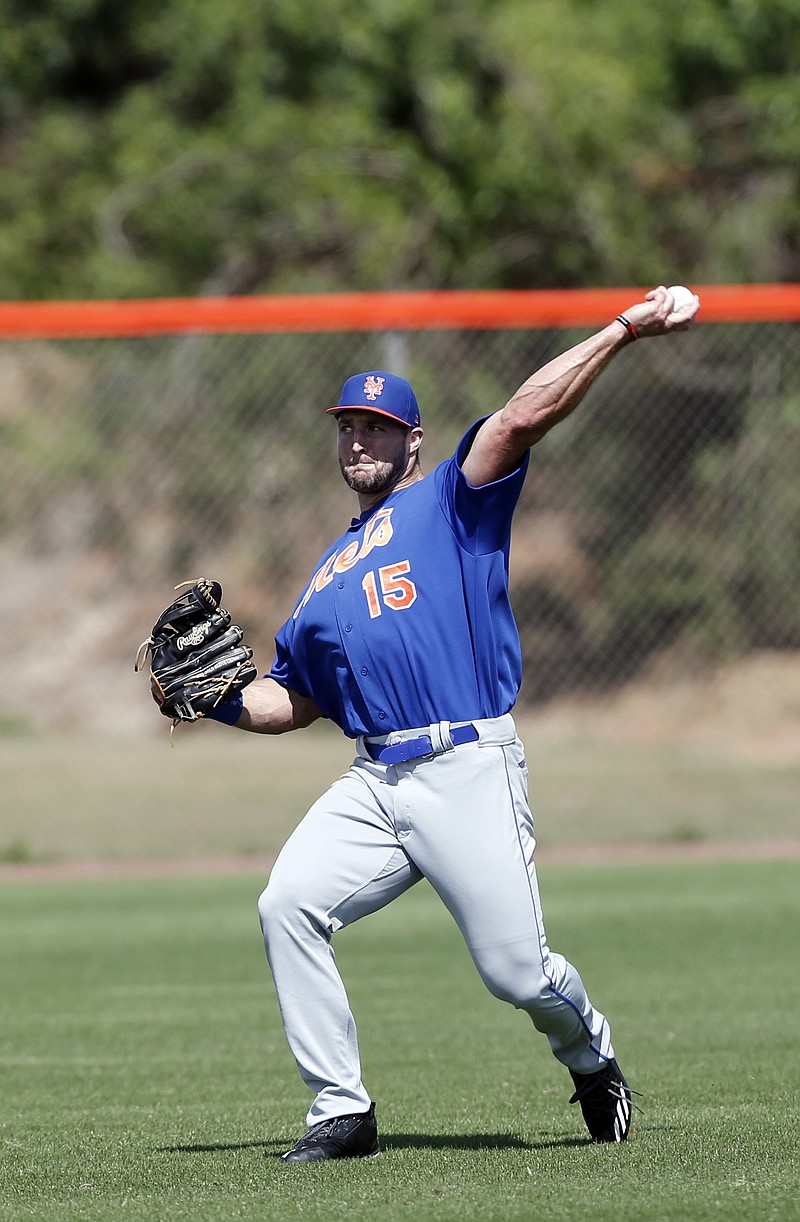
[326,371,421,429]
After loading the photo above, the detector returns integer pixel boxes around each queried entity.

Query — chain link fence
[3,313,799,732]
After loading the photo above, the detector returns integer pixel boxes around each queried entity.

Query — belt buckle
[379,735,432,765]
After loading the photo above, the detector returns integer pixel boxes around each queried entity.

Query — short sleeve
[435,416,530,555]
[267,617,312,699]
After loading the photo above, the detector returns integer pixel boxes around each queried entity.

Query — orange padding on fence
[1,285,799,339]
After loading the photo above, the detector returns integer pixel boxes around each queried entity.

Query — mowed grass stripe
[1,861,798,1221]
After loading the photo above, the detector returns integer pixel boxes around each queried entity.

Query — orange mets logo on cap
[363,375,385,400]
[328,370,422,427]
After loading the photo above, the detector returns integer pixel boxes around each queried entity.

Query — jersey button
[378,711,386,720]
[337,582,344,589]
[360,667,368,676]
[345,624,352,632]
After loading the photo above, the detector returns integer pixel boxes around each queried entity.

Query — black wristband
[615,314,639,340]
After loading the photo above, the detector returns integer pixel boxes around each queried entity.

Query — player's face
[336,412,413,496]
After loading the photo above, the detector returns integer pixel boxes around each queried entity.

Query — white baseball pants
[257,714,615,1125]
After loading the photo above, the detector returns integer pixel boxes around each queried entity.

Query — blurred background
[1,0,799,864]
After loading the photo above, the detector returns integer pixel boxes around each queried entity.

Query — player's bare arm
[461,284,700,488]
[236,677,322,734]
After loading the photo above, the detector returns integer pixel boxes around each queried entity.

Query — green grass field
[2,721,799,864]
[2,860,799,1221]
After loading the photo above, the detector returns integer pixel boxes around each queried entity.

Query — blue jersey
[269,419,530,737]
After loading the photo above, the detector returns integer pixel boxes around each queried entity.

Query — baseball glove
[135,578,257,725]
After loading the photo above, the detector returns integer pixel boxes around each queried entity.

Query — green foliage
[2,2,800,705]
[510,321,800,686]
[0,837,36,863]
[1,0,800,300]
[693,389,800,648]
[4,319,798,699]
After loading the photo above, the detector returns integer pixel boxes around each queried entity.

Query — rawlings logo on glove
[135,578,257,728]
[176,624,211,651]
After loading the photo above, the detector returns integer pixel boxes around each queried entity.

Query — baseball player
[205,285,699,1162]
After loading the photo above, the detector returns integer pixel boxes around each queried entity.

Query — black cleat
[280,1102,380,1163]
[569,1059,636,1143]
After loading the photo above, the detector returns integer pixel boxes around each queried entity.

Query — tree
[1,0,800,300]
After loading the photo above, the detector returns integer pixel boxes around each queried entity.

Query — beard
[339,440,409,495]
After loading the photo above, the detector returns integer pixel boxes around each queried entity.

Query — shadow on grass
[158,1132,588,1157]
[157,1140,280,1154]
[383,1133,587,1153]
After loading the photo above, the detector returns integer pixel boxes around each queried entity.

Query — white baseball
[667,284,697,312]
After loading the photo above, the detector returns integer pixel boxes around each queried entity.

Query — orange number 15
[361,562,418,619]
